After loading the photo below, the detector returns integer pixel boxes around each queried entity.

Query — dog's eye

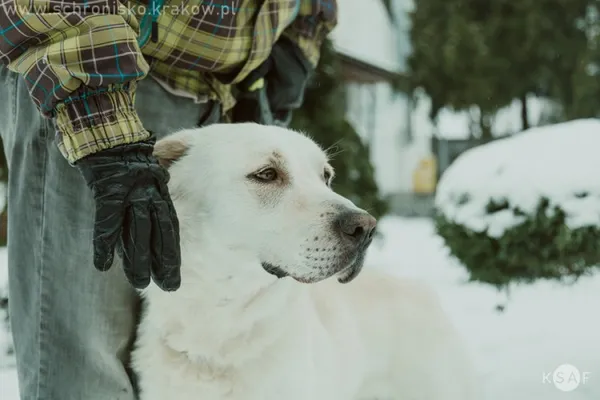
[253,168,278,182]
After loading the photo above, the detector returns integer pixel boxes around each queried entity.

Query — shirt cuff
[53,82,150,164]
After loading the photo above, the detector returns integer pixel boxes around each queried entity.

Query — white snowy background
[1,0,600,398]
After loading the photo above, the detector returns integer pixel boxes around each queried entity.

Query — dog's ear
[153,137,189,168]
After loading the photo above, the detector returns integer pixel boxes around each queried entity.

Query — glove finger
[150,199,181,291]
[157,180,180,245]
[121,202,153,289]
[92,200,125,272]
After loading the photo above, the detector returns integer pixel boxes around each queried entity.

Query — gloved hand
[232,36,313,126]
[75,138,181,291]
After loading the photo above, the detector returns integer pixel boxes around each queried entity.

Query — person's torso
[131,0,300,85]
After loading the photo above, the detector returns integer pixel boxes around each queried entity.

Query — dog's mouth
[261,262,319,284]
[261,262,289,279]
[261,238,372,284]
[336,250,367,284]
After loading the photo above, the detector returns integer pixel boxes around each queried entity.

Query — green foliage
[290,39,388,219]
[528,0,600,121]
[408,0,600,131]
[408,0,516,120]
[435,197,600,290]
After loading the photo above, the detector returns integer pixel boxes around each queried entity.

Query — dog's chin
[261,252,367,285]
[336,255,366,284]
[261,262,325,283]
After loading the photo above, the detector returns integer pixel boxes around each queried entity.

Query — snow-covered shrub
[435,119,600,288]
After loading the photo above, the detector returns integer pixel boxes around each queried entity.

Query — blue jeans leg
[0,67,219,400]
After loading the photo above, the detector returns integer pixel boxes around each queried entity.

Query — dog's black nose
[335,211,377,245]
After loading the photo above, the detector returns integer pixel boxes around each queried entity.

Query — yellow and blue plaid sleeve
[282,0,338,68]
[0,0,151,163]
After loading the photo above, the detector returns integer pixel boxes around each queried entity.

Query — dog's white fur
[132,123,477,400]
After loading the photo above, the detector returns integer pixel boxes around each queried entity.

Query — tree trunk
[479,110,493,141]
[520,93,529,131]
[0,205,6,247]
[0,136,6,246]
[0,136,6,182]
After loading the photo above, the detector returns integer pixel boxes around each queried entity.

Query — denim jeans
[0,66,220,400]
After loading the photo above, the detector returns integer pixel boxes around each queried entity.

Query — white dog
[131,123,477,400]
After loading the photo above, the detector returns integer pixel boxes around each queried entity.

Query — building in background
[330,0,436,216]
[329,0,557,216]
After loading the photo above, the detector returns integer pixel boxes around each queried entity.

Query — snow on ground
[435,119,600,237]
[1,217,599,399]
[369,217,600,400]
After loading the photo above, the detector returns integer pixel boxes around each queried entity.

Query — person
[0,0,337,398]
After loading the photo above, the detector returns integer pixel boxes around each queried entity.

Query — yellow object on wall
[413,155,438,194]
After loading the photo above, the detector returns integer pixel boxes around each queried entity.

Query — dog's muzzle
[261,211,376,284]
[333,210,376,283]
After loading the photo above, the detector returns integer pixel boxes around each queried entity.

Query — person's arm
[231,0,338,125]
[0,1,181,292]
[280,0,338,69]
[0,0,151,163]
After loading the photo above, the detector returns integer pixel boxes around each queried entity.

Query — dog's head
[154,123,376,286]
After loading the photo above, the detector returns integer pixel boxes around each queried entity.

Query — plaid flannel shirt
[0,0,337,163]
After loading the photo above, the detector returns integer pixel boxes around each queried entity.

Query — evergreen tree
[408,0,600,133]
[507,0,600,121]
[290,39,388,219]
[542,0,600,120]
[408,0,517,133]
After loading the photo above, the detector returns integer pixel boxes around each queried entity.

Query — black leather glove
[232,36,313,126]
[75,138,181,291]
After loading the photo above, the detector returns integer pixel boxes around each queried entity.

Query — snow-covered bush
[435,119,600,288]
